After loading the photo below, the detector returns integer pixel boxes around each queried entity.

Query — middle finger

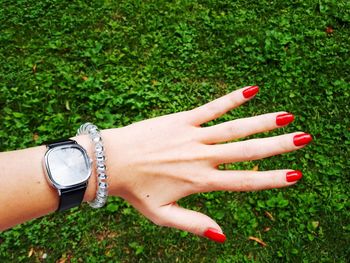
[209,132,312,165]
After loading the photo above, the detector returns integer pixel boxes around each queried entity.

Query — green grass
[0,0,349,262]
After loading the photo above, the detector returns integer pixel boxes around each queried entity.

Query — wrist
[73,127,122,203]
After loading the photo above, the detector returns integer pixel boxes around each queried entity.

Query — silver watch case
[43,143,92,191]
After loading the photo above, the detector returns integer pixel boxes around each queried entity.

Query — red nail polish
[293,133,313,146]
[276,113,294,126]
[243,86,259,98]
[286,170,303,182]
[204,228,226,243]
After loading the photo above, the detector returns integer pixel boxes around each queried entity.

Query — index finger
[187,86,259,126]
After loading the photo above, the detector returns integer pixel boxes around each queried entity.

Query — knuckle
[152,216,170,227]
[196,174,212,191]
[228,120,243,135]
[228,94,241,106]
[183,172,210,193]
[241,141,259,160]
[206,103,224,119]
[201,173,218,191]
[193,145,214,161]
[263,172,281,189]
[273,173,283,187]
[178,110,194,123]
[279,136,292,152]
[237,174,255,191]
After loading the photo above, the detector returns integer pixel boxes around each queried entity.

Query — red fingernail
[293,133,313,146]
[243,86,259,98]
[276,113,294,126]
[204,228,226,243]
[286,170,303,182]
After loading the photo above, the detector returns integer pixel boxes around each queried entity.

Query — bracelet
[77,123,108,208]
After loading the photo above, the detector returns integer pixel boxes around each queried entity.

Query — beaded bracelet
[77,123,108,208]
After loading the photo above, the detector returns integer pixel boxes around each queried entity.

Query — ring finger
[199,112,294,144]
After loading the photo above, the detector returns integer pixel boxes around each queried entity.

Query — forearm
[0,135,98,231]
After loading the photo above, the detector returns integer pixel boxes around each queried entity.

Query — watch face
[45,145,91,188]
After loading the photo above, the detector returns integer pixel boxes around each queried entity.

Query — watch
[43,139,92,212]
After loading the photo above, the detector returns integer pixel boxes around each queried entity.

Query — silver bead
[95,151,104,158]
[96,155,105,162]
[97,161,105,167]
[99,182,108,189]
[95,143,104,152]
[97,165,106,173]
[97,191,108,198]
[98,173,107,180]
[92,136,101,143]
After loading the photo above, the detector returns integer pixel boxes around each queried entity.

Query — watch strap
[58,183,87,212]
[47,139,76,148]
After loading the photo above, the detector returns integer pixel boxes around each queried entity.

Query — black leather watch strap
[48,139,76,148]
[58,184,87,212]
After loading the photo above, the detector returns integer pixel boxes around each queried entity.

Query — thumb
[155,202,226,243]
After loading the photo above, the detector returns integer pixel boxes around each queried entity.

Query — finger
[153,203,226,243]
[198,112,294,144]
[203,170,302,192]
[210,132,312,164]
[187,86,259,126]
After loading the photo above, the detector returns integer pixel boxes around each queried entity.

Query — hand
[101,86,312,243]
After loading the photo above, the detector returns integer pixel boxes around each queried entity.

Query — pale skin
[0,86,312,242]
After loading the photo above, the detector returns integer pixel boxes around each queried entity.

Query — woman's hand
[101,86,312,243]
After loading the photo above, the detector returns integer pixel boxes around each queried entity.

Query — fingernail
[204,228,226,243]
[276,113,294,126]
[286,170,303,182]
[293,133,313,146]
[243,86,259,98]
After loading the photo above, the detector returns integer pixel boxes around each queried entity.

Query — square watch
[43,139,92,211]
